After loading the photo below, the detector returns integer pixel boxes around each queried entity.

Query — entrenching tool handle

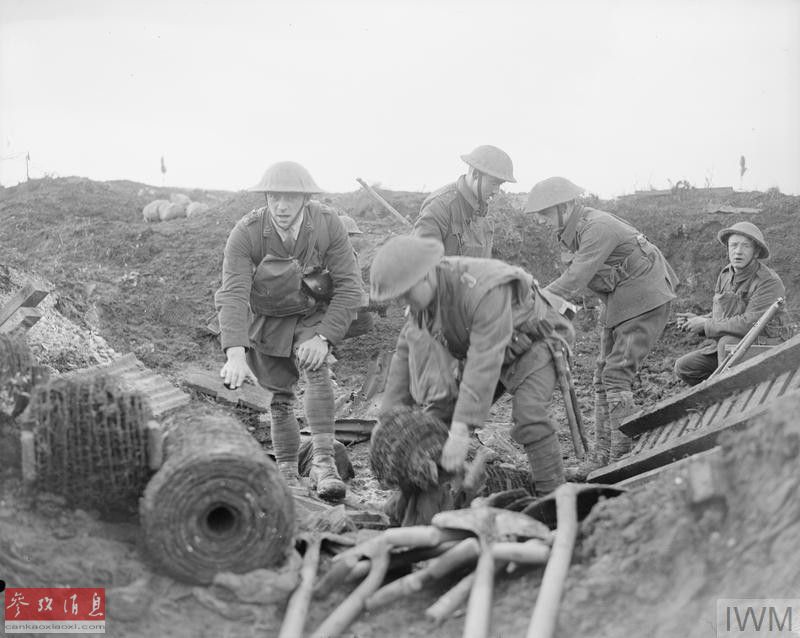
[491,539,550,564]
[548,342,586,459]
[365,537,480,610]
[310,544,391,638]
[463,545,495,638]
[526,483,579,638]
[278,537,322,638]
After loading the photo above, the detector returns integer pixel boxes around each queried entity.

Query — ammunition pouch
[250,255,316,318]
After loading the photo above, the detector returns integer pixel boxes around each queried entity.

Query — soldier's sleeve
[452,286,513,426]
[545,219,619,300]
[412,201,448,245]
[706,272,786,338]
[318,214,362,344]
[214,221,256,351]
[380,320,414,412]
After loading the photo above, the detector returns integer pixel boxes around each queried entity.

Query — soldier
[214,161,363,500]
[674,221,788,384]
[413,145,516,257]
[370,235,575,498]
[524,177,678,478]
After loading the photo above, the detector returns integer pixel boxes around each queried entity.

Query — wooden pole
[356,177,412,227]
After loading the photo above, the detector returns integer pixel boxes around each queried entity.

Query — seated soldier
[675,221,788,385]
[369,236,575,515]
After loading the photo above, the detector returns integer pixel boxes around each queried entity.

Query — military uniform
[215,200,362,498]
[547,205,677,396]
[413,175,494,258]
[675,260,787,385]
[381,256,575,495]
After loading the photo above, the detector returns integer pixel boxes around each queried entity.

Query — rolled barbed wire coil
[140,414,294,584]
[29,372,151,514]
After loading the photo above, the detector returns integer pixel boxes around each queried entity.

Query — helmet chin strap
[475,170,486,216]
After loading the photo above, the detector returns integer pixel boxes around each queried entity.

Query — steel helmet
[248,161,323,193]
[717,221,769,259]
[370,236,444,302]
[339,214,363,235]
[524,177,584,213]
[460,145,516,183]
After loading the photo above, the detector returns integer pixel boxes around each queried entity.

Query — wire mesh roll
[140,414,294,585]
[28,372,151,515]
[0,333,35,422]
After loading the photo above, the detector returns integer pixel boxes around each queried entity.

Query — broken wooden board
[706,205,762,215]
[619,333,800,437]
[0,283,49,328]
[65,353,191,417]
[182,365,272,412]
[0,307,43,334]
[588,334,800,484]
[299,418,376,444]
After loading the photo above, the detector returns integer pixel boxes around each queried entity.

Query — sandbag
[186,201,210,218]
[142,199,168,222]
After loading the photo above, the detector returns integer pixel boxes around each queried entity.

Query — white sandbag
[159,202,186,221]
[186,202,210,218]
[170,193,192,208]
[143,199,168,222]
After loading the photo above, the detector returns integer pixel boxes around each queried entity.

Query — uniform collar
[268,207,306,241]
[557,203,585,246]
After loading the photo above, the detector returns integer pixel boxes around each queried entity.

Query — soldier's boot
[270,399,302,487]
[309,434,346,501]
[524,433,565,498]
[606,390,636,461]
[565,389,610,482]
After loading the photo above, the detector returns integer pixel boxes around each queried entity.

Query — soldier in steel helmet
[370,235,576,506]
[413,145,516,258]
[214,161,363,500]
[524,177,678,479]
[674,221,788,385]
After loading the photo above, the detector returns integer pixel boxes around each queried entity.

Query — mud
[1,178,799,637]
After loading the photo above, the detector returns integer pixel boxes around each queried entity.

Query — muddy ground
[1,177,799,637]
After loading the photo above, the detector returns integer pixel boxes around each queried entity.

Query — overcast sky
[1,0,798,197]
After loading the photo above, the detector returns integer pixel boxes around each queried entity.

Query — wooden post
[355,178,412,227]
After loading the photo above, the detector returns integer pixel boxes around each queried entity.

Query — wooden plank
[589,389,800,484]
[182,366,272,413]
[0,307,42,334]
[0,284,49,327]
[617,447,722,490]
[620,333,800,436]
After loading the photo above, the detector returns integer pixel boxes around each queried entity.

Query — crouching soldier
[525,177,678,478]
[370,235,575,499]
[215,161,363,500]
[674,221,788,385]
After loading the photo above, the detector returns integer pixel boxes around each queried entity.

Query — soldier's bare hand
[684,316,708,335]
[220,347,257,389]
[441,420,471,472]
[296,335,329,371]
